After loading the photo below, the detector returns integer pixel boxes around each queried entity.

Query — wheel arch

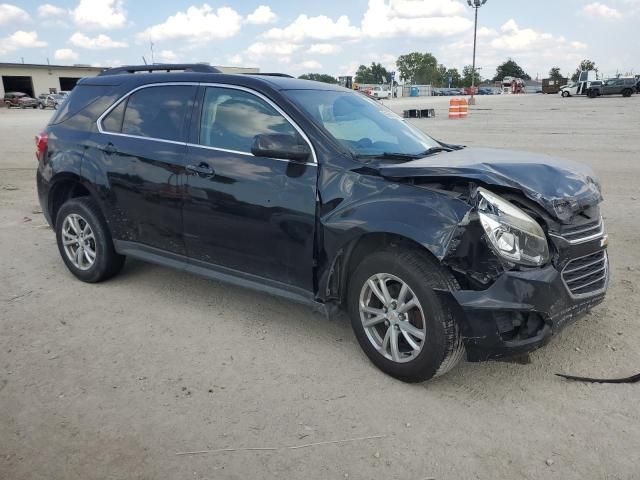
[47,173,103,228]
[318,229,456,305]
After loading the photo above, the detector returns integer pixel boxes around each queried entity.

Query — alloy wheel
[61,213,97,270]
[358,273,427,363]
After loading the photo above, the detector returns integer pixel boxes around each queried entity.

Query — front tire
[347,248,464,383]
[561,91,569,97]
[55,196,125,283]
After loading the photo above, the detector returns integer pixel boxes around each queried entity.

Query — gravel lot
[1,94,639,480]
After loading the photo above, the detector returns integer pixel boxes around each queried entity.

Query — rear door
[182,85,318,290]
[96,84,197,255]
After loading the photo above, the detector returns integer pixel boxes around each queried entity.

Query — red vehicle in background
[4,92,39,108]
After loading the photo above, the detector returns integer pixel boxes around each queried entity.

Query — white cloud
[385,0,465,17]
[69,32,127,49]
[72,0,126,29]
[301,60,322,70]
[246,5,276,24]
[0,4,30,25]
[246,41,301,59]
[308,43,341,54]
[490,19,557,51]
[361,0,472,38]
[583,2,622,18]
[54,48,79,61]
[227,54,243,65]
[158,49,177,62]
[138,5,242,42]
[0,31,46,55]
[444,18,588,81]
[263,14,360,42]
[37,3,66,17]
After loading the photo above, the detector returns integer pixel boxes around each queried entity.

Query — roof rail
[244,73,294,78]
[98,64,222,76]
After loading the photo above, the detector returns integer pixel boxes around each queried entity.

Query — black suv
[587,77,636,97]
[36,64,609,382]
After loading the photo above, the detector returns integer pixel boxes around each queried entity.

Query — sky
[1,0,638,81]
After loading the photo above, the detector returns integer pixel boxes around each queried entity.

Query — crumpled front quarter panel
[319,165,472,263]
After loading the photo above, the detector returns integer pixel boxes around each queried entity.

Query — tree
[462,65,481,86]
[446,68,462,88]
[571,59,598,81]
[493,59,531,81]
[396,52,438,84]
[298,73,338,84]
[354,62,389,84]
[548,67,564,81]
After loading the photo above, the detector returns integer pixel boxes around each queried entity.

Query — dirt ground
[1,94,639,480]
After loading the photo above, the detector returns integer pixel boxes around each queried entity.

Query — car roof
[79,72,349,92]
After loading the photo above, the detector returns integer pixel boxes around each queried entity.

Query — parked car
[370,86,390,99]
[4,92,38,108]
[586,77,635,98]
[477,87,493,95]
[38,93,64,109]
[36,64,609,383]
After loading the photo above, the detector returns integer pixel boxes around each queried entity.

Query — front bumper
[451,248,608,362]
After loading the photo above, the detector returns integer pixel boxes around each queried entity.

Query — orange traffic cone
[448,98,460,119]
[459,98,468,118]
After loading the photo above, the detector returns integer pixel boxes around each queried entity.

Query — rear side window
[102,85,196,142]
[49,84,116,126]
[199,87,298,153]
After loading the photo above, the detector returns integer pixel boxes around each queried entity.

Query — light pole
[467,0,487,105]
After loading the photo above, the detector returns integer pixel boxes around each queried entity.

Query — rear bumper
[452,255,608,361]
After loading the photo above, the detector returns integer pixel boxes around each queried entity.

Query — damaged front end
[378,148,609,361]
[443,187,608,360]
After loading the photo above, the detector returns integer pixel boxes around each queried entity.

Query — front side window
[199,87,299,153]
[102,85,196,142]
[284,89,439,157]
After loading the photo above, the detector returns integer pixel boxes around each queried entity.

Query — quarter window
[199,87,299,153]
[102,85,196,142]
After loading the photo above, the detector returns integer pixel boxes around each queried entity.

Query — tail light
[35,131,48,162]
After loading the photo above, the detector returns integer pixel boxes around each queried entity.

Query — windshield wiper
[355,146,455,161]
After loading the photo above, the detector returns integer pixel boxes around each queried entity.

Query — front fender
[317,171,472,299]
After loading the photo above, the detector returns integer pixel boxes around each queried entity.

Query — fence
[401,85,433,97]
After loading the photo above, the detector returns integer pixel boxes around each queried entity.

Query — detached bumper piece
[451,249,608,362]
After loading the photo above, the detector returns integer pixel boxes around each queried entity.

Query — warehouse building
[1,63,259,100]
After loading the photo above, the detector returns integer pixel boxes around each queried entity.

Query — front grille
[558,217,604,244]
[562,250,608,297]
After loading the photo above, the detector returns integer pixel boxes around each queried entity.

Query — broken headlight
[476,187,549,267]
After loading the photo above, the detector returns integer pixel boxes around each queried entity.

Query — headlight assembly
[476,187,549,267]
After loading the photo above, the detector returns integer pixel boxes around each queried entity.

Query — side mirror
[251,133,311,162]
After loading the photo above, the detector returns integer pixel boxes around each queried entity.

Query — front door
[96,84,197,254]
[182,85,318,290]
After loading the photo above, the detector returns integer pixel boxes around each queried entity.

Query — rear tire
[347,248,464,383]
[55,196,125,283]
[622,88,632,97]
[587,89,598,98]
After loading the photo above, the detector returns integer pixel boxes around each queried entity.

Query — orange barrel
[448,98,461,119]
[459,98,468,118]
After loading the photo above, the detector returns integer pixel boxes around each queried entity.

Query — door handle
[186,162,215,177]
[104,142,117,155]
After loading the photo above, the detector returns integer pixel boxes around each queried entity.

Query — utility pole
[467,0,487,105]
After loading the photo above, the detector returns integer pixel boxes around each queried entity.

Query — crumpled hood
[378,147,603,222]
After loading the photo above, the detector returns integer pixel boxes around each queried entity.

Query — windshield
[284,89,439,157]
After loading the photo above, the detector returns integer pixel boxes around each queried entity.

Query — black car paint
[37,72,608,361]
